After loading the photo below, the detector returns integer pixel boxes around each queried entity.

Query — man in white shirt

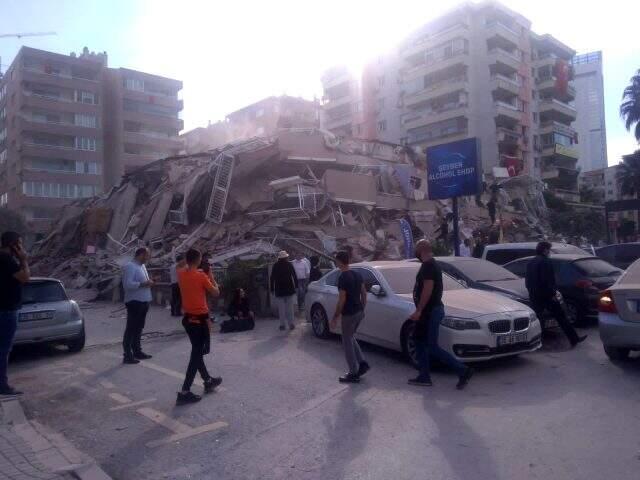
[121,247,154,364]
[459,239,472,257]
[291,252,310,312]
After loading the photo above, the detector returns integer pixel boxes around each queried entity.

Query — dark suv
[595,243,640,270]
[503,255,622,325]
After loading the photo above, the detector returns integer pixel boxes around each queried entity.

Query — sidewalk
[0,397,111,480]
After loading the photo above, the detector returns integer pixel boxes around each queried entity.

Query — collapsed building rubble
[32,129,553,299]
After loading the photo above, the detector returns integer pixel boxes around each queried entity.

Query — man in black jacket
[270,251,298,331]
[526,241,587,348]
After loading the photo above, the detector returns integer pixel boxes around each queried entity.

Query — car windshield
[449,258,519,282]
[381,266,465,294]
[22,281,67,304]
[573,258,622,278]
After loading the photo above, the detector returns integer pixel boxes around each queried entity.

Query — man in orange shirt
[176,248,222,405]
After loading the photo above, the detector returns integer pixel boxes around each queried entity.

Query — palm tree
[621,69,640,141]
[618,149,640,197]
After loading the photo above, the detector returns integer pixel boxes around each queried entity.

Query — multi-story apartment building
[0,47,106,234]
[0,46,183,236]
[103,68,183,187]
[571,51,608,172]
[320,0,580,194]
[181,95,319,154]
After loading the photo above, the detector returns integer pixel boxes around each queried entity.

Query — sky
[1,0,639,165]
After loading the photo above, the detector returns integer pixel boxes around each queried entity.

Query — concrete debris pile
[33,129,551,295]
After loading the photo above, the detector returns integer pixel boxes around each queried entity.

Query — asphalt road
[8,303,640,480]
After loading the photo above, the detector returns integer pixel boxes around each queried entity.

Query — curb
[1,397,113,480]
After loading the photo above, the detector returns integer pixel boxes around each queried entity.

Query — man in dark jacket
[270,251,298,331]
[526,241,587,347]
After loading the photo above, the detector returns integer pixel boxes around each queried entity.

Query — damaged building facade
[320,0,580,199]
[33,129,551,301]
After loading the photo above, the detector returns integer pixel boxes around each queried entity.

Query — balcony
[322,94,352,111]
[324,113,352,130]
[536,77,576,101]
[122,110,184,131]
[123,131,183,150]
[20,143,100,162]
[538,99,577,123]
[541,143,579,162]
[21,68,101,94]
[122,88,183,111]
[20,91,100,114]
[404,76,468,108]
[402,51,470,81]
[18,118,99,137]
[539,121,576,138]
[402,23,469,59]
[497,127,521,146]
[401,104,469,130]
[494,100,521,124]
[407,127,469,147]
[491,74,520,98]
[488,48,521,74]
[485,21,520,49]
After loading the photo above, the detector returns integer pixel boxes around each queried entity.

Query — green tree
[617,219,636,241]
[621,69,640,142]
[617,149,640,197]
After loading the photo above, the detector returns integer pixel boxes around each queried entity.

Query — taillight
[598,290,617,313]
[575,279,594,289]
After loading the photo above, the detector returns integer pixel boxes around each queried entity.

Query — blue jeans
[0,310,18,389]
[415,305,466,379]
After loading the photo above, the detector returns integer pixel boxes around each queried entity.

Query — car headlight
[529,312,539,323]
[441,316,481,330]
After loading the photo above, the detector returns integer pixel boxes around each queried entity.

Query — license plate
[497,332,527,347]
[19,311,54,322]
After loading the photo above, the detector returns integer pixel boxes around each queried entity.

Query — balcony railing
[485,20,520,39]
[402,50,469,79]
[488,48,522,64]
[404,75,468,100]
[22,67,99,83]
[403,22,469,54]
[491,73,520,87]
[401,103,468,126]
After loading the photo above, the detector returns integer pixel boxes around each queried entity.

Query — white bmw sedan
[306,261,542,365]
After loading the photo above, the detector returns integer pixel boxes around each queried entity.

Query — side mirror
[370,285,386,297]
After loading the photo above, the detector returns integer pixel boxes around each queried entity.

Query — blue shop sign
[426,138,480,200]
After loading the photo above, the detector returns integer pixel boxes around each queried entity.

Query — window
[0,192,7,206]
[377,120,387,132]
[0,149,6,165]
[125,78,145,92]
[502,258,529,277]
[75,114,96,128]
[74,137,97,151]
[75,90,96,104]
[532,112,538,123]
[377,75,385,88]
[486,248,535,266]
[255,108,264,118]
[22,281,67,304]
[351,268,380,292]
[324,270,340,287]
[377,98,385,111]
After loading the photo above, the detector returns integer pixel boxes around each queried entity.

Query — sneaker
[134,352,153,360]
[204,377,223,393]
[357,361,371,377]
[338,373,360,384]
[279,325,285,331]
[123,356,140,365]
[289,324,295,331]
[456,367,474,390]
[408,376,433,387]
[0,386,23,396]
[571,335,588,348]
[176,391,202,406]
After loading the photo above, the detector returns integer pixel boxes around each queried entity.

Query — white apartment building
[320,0,580,194]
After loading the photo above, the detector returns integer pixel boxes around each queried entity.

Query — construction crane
[0,32,57,76]
[0,32,57,39]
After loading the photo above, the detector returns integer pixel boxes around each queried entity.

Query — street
[7,303,640,480]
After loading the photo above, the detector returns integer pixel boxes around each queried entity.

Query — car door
[350,267,398,349]
[320,270,341,333]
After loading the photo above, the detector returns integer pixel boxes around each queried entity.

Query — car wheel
[564,300,584,326]
[67,327,85,353]
[401,321,419,369]
[604,345,630,362]
[310,305,330,339]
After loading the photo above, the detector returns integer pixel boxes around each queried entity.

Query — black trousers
[220,313,255,333]
[531,296,579,345]
[170,283,182,316]
[182,316,211,391]
[123,300,149,358]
